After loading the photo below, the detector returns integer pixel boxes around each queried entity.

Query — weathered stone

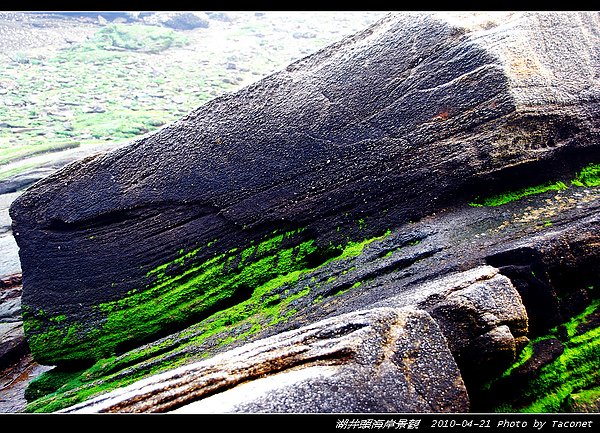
[575,305,600,336]
[0,293,20,322]
[16,176,599,412]
[468,326,519,376]
[371,266,528,382]
[0,322,26,370]
[0,353,55,413]
[9,12,600,366]
[0,279,26,370]
[59,307,468,413]
[0,274,21,291]
[487,217,600,336]
[516,338,565,377]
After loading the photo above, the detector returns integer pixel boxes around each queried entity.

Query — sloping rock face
[58,307,468,413]
[9,11,600,368]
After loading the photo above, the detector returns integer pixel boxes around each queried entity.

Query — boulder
[0,322,26,370]
[486,215,600,336]
[9,12,600,365]
[0,277,26,370]
[372,266,529,382]
[58,307,469,413]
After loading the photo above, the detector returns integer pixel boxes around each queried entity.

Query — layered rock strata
[60,307,469,413]
[10,11,599,366]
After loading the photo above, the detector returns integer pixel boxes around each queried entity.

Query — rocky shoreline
[2,11,599,414]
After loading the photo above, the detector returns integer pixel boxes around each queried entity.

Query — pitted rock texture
[17,174,599,413]
[372,266,528,381]
[9,12,600,365]
[59,307,468,413]
[487,216,600,336]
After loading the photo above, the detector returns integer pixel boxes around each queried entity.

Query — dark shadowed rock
[59,307,468,413]
[0,323,26,370]
[487,217,600,336]
[0,277,26,370]
[514,338,565,377]
[9,12,600,366]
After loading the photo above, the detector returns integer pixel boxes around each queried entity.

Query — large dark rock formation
[7,11,600,414]
[10,11,599,366]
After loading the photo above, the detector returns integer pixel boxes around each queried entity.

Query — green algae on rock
[482,299,600,413]
[23,228,393,412]
[8,11,600,414]
[469,162,600,208]
[22,225,393,364]
[572,163,600,188]
[23,228,317,363]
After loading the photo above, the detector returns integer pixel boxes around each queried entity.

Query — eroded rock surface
[9,11,599,366]
[6,11,600,414]
[0,275,25,370]
[373,266,528,382]
[59,307,468,413]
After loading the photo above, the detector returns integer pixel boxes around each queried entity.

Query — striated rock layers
[55,266,526,413]
[60,307,468,413]
[8,11,600,412]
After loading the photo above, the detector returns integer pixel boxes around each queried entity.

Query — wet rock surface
[0,275,25,370]
[0,193,22,281]
[0,274,50,413]
[0,353,51,413]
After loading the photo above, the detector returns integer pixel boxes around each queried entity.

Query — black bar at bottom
[1,412,599,431]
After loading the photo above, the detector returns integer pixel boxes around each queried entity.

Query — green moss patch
[572,163,600,188]
[488,299,600,412]
[469,181,568,207]
[470,162,599,207]
[24,228,392,412]
[24,228,319,362]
